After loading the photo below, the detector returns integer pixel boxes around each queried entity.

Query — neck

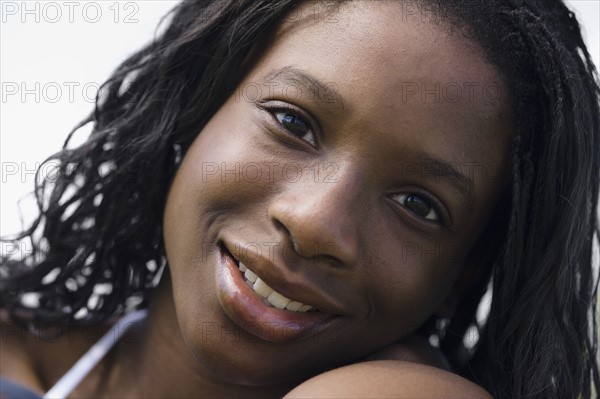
[101,272,295,398]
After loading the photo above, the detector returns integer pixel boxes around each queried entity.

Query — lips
[226,242,349,315]
[235,254,315,312]
[215,242,339,343]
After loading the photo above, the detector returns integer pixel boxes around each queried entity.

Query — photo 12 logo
[201,162,340,184]
[2,82,100,104]
[1,1,139,24]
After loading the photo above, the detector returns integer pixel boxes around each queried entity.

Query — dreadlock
[1,1,598,398]
[425,1,600,397]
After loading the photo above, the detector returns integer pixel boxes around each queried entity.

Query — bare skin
[2,1,510,397]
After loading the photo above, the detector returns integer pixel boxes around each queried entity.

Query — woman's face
[163,0,512,385]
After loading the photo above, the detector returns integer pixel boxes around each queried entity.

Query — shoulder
[285,360,493,398]
[0,309,113,394]
[1,309,45,394]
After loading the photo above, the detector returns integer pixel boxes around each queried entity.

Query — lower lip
[216,245,335,343]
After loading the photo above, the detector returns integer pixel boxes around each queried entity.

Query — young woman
[1,1,599,398]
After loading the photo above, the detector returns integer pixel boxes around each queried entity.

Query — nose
[267,165,362,267]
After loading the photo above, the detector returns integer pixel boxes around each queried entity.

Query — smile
[236,258,315,312]
[215,242,336,343]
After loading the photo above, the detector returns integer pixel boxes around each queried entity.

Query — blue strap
[0,377,43,399]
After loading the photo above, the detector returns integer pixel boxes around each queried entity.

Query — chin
[184,331,324,386]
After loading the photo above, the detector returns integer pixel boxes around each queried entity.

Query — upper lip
[222,241,350,315]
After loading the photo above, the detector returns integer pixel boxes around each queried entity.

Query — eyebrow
[419,153,476,208]
[261,66,346,110]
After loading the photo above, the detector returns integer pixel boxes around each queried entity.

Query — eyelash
[261,103,318,148]
[390,192,447,227]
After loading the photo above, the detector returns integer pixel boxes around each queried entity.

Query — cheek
[162,100,282,322]
[169,103,289,221]
[180,116,251,201]
[163,105,260,244]
[162,105,246,300]
[366,242,461,332]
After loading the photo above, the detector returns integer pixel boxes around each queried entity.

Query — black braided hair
[427,1,600,397]
[2,1,598,398]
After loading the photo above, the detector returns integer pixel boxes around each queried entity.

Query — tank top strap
[43,309,148,399]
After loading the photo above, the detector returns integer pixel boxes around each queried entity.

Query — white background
[1,0,599,236]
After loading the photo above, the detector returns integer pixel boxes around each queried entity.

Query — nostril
[291,239,301,254]
[270,215,293,240]
[267,194,359,267]
[315,253,344,268]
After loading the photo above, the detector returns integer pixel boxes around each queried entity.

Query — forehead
[245,0,513,203]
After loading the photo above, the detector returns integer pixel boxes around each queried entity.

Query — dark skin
[1,2,511,397]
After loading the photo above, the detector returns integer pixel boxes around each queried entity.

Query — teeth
[285,301,303,311]
[244,269,258,283]
[298,304,313,312]
[267,291,290,309]
[253,278,273,298]
[238,261,248,272]
[237,263,315,312]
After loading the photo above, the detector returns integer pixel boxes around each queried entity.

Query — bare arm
[284,360,492,399]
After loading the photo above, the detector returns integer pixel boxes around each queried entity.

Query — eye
[392,193,441,223]
[273,109,317,147]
